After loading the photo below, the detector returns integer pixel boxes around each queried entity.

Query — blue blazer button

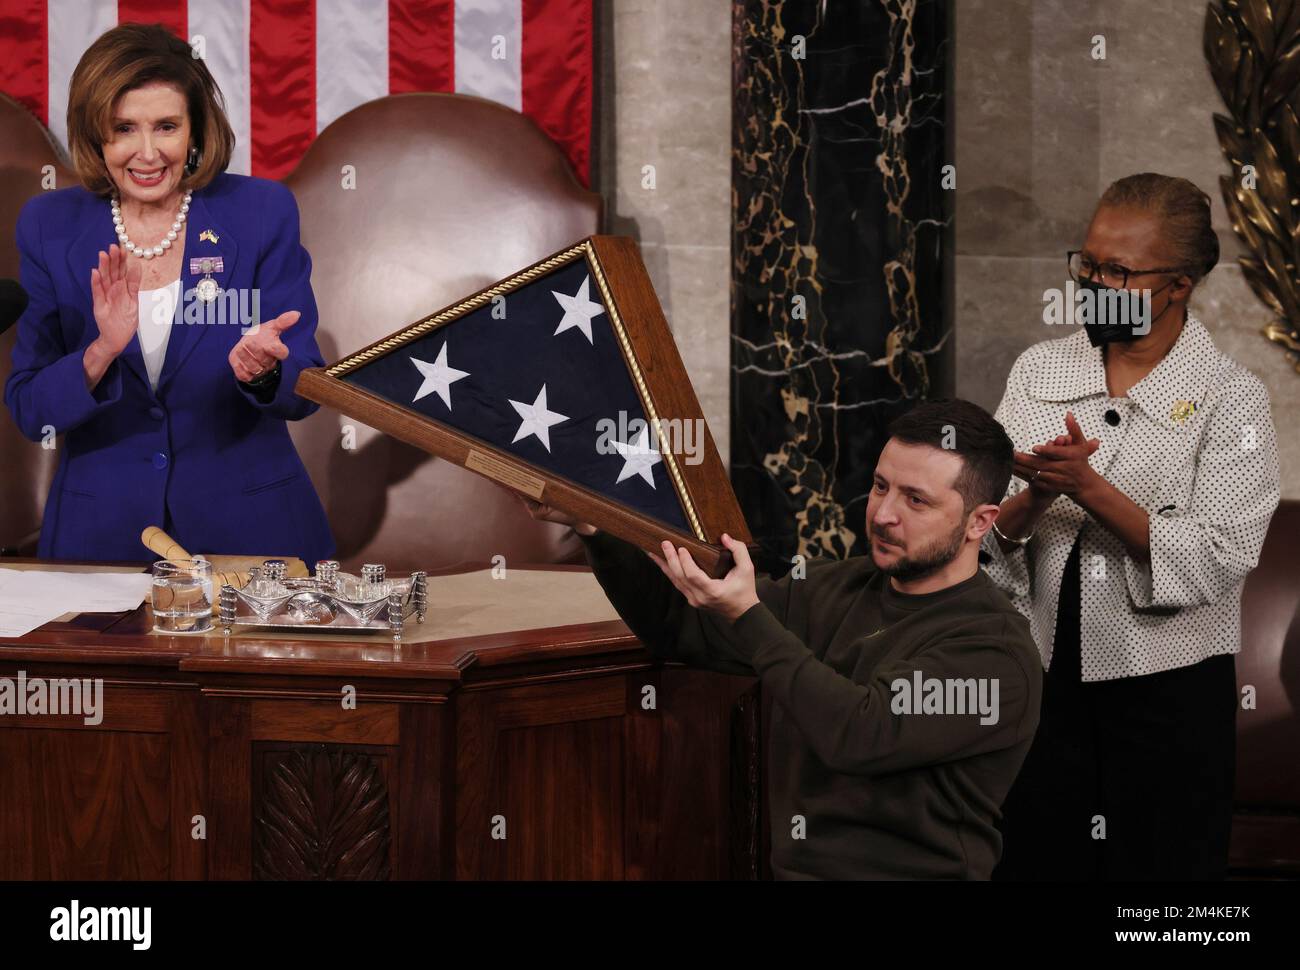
[148,406,165,420]
[152,452,168,470]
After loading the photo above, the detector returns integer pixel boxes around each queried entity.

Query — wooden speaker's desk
[0,559,762,880]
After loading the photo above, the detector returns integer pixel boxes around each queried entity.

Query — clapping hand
[229,310,300,382]
[1015,411,1101,500]
[90,244,142,357]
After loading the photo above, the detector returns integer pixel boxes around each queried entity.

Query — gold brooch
[199,229,219,244]
[1170,400,1197,424]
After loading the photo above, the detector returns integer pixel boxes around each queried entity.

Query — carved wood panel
[252,743,393,880]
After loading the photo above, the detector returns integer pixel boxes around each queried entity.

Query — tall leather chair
[1232,498,1300,876]
[0,93,62,555]
[284,93,601,571]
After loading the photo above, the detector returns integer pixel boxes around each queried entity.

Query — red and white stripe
[0,0,593,184]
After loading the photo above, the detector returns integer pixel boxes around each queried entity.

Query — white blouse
[137,279,181,391]
[982,315,1281,681]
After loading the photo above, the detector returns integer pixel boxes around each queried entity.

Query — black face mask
[1077,277,1176,347]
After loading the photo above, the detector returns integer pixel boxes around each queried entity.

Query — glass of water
[151,559,214,633]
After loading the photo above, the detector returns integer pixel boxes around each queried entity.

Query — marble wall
[954,0,1300,498]
[729,0,952,566]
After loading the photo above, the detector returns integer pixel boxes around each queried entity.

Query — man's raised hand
[647,533,760,623]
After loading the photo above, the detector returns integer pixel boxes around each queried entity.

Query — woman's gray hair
[1099,173,1220,282]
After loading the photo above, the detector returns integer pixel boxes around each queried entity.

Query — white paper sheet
[0,601,64,639]
[0,569,154,637]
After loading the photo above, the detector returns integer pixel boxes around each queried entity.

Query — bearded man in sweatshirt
[522,398,1042,880]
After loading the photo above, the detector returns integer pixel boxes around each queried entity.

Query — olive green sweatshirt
[580,532,1042,880]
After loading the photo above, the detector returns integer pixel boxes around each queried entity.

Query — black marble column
[731,0,952,568]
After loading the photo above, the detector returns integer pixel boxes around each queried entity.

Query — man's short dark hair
[886,399,1013,511]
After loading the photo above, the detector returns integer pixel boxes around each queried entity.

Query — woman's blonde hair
[1099,173,1220,283]
[66,22,234,197]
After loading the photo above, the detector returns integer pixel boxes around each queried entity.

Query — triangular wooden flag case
[296,236,751,577]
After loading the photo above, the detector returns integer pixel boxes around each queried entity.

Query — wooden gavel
[140,526,251,613]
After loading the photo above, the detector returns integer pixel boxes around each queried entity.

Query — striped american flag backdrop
[0,0,594,185]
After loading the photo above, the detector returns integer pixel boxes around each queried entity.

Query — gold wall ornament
[1205,0,1300,373]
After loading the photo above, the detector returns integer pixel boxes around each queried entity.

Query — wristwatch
[240,360,282,390]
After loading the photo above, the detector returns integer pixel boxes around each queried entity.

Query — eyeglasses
[1067,250,1189,289]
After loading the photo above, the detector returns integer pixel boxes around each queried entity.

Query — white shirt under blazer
[982,315,1281,681]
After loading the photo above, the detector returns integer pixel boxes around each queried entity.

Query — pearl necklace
[110,190,192,259]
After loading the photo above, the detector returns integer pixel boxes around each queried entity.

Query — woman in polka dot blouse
[984,173,1281,881]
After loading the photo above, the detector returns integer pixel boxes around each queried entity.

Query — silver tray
[218,568,427,639]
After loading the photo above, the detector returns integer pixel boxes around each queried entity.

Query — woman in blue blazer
[4,23,334,564]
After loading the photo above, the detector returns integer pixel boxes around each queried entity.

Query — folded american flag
[341,257,691,532]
